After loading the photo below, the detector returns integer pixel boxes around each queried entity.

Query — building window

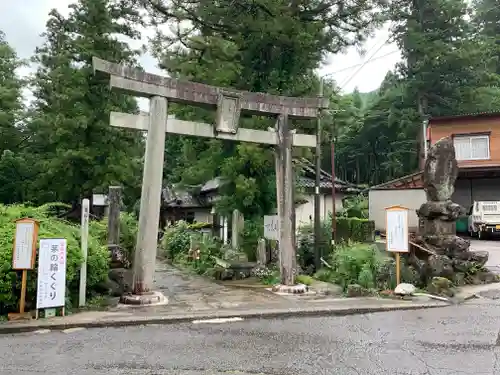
[453,134,490,161]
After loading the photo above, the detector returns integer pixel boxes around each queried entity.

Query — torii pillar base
[271,284,311,295]
[119,291,168,306]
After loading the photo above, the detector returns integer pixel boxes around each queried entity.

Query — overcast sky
[1,0,401,104]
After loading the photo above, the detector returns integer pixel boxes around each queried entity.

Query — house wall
[295,193,345,228]
[194,209,213,224]
[429,116,500,167]
[369,178,500,232]
[164,208,213,224]
[369,189,426,232]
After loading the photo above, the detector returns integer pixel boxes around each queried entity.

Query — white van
[468,201,500,239]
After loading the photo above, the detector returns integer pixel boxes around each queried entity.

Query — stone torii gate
[93,57,328,301]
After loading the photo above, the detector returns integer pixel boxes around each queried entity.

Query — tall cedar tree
[28,0,144,207]
[332,0,500,186]
[473,0,500,76]
[392,0,490,117]
[0,31,24,155]
[0,31,30,203]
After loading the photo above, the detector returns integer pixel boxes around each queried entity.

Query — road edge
[453,282,500,304]
[0,301,448,334]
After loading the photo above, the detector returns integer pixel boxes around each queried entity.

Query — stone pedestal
[119,291,168,306]
[271,284,311,294]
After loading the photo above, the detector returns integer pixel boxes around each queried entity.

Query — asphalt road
[471,238,500,271]
[2,299,500,375]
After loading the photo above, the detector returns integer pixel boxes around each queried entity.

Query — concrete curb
[0,301,448,335]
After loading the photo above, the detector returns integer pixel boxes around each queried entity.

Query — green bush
[339,195,368,218]
[118,212,139,255]
[295,274,314,285]
[88,212,138,265]
[253,265,280,285]
[296,215,374,272]
[161,221,192,260]
[175,235,223,275]
[297,217,332,272]
[336,217,374,243]
[161,221,223,275]
[330,243,384,290]
[240,218,263,262]
[313,267,336,282]
[0,203,109,314]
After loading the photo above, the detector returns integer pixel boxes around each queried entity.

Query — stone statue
[423,137,458,202]
[413,137,494,285]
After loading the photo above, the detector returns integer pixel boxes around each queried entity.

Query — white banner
[37,239,67,309]
[264,215,279,240]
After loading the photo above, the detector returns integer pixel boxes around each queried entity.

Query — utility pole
[422,117,429,161]
[331,137,336,246]
[314,79,323,271]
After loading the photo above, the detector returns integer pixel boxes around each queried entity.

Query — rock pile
[412,137,495,286]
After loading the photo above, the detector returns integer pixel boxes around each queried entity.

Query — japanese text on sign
[37,239,67,309]
[264,215,279,240]
[386,208,409,253]
[13,221,35,269]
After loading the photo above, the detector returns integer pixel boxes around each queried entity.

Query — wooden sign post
[385,206,409,285]
[79,199,90,307]
[9,218,39,320]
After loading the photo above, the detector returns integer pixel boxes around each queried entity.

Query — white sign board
[13,221,36,269]
[264,215,279,240]
[386,208,409,253]
[37,239,67,309]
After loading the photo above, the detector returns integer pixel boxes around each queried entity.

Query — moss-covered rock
[427,276,454,297]
[346,283,371,297]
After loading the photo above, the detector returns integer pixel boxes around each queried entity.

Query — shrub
[161,221,223,275]
[174,234,223,275]
[252,265,280,285]
[88,212,138,265]
[0,204,109,314]
[118,212,139,256]
[330,243,384,290]
[296,215,374,272]
[313,267,336,283]
[161,221,192,260]
[295,274,314,285]
[296,218,332,272]
[240,218,263,262]
[336,217,374,243]
[339,195,368,219]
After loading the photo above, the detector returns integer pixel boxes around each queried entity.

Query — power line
[357,36,387,60]
[320,37,391,79]
[323,50,399,76]
[328,0,500,87]
[339,37,393,89]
